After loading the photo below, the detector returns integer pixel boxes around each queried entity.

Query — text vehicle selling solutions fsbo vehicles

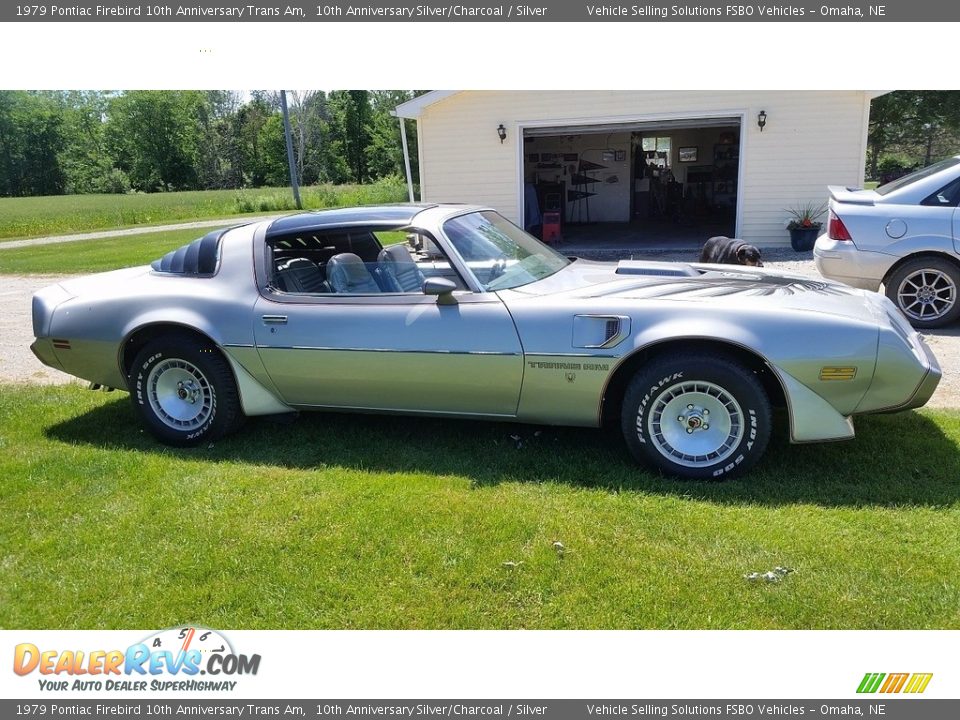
[32,205,940,479]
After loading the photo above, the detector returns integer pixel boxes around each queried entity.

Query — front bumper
[813,235,894,292]
[893,334,941,411]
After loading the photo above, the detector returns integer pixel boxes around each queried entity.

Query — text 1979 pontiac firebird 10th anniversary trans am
[31,204,941,479]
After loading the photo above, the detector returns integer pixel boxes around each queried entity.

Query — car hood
[505,258,881,323]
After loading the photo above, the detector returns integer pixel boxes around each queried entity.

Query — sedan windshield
[442,210,570,291]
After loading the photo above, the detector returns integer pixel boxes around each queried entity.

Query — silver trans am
[31,204,941,479]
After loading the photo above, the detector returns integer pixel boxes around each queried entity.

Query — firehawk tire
[885,257,960,329]
[621,353,771,480]
[129,334,244,447]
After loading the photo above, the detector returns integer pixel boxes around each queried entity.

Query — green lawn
[2,384,958,630]
[0,181,408,241]
[0,229,409,275]
[0,228,209,274]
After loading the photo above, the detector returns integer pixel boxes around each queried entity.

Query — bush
[97,168,131,195]
[877,154,914,175]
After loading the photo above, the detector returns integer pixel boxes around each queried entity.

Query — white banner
[1,630,954,700]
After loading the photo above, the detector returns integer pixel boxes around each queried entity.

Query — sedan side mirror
[423,277,458,304]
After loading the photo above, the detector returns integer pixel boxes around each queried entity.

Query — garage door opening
[522,117,742,253]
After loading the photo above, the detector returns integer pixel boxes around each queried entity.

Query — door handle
[261,315,288,325]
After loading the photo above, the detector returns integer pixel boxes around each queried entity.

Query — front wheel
[885,257,960,329]
[129,334,244,446]
[621,353,772,480]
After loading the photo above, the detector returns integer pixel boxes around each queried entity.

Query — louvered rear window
[151,229,226,276]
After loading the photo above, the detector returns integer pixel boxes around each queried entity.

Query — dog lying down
[698,236,763,267]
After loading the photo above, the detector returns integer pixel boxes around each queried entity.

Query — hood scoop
[616,260,701,277]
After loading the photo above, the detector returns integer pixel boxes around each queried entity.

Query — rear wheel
[621,353,772,480]
[129,334,244,446]
[885,257,960,329]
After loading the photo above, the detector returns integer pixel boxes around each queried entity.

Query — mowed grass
[0,229,409,275]
[1,384,959,630]
[0,229,208,274]
[0,182,408,241]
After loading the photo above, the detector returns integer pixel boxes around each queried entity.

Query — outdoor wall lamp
[497,124,507,144]
[757,110,767,132]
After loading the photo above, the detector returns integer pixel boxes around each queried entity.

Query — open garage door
[521,117,742,251]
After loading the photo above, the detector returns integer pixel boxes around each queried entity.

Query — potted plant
[785,201,827,252]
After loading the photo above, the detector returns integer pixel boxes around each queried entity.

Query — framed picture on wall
[615,150,626,162]
[679,146,698,163]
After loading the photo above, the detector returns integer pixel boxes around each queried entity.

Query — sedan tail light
[828,211,853,242]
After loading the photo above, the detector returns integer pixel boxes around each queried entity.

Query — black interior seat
[273,257,331,293]
[326,253,381,294]
[378,244,426,292]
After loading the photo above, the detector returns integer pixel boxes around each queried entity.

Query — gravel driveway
[3,257,958,407]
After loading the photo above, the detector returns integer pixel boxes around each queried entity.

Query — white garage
[394,90,882,249]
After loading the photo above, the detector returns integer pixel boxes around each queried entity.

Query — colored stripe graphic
[880,673,909,693]
[904,673,934,694]
[857,673,885,693]
[857,672,932,694]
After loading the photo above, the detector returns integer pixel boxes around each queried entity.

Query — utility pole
[394,112,416,202]
[280,90,302,210]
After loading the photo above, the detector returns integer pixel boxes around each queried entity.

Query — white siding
[417,90,869,247]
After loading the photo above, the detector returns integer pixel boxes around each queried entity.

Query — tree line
[0,90,424,197]
[4,90,957,198]
[868,90,960,180]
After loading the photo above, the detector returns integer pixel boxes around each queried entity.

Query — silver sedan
[815,156,960,328]
[32,204,940,480]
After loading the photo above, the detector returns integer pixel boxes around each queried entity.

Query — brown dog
[698,236,763,267]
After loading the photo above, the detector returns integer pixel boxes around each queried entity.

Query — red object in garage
[542,211,562,244]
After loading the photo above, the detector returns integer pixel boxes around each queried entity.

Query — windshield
[442,210,571,291]
[875,157,960,196]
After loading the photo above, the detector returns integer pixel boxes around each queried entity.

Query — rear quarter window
[921,177,960,207]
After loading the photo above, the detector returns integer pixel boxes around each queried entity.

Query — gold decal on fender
[527,361,609,371]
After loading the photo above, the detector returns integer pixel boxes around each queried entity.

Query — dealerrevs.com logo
[13,627,261,693]
[857,672,933,694]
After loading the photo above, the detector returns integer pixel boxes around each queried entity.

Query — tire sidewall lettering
[627,364,766,479]
[634,372,684,445]
[133,348,217,441]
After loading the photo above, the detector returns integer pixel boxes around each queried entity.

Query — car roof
[266,204,439,236]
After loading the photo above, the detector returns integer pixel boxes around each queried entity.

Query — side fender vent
[573,315,631,349]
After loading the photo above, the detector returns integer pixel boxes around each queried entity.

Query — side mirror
[423,277,458,304]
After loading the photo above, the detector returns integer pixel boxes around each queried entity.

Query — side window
[921,177,960,207]
[268,228,466,296]
[375,230,468,293]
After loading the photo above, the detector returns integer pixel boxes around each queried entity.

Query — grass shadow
[46,396,960,509]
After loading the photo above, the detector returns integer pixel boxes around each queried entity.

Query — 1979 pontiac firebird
[31,204,941,479]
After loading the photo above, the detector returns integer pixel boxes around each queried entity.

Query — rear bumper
[813,235,893,291]
[30,338,64,371]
